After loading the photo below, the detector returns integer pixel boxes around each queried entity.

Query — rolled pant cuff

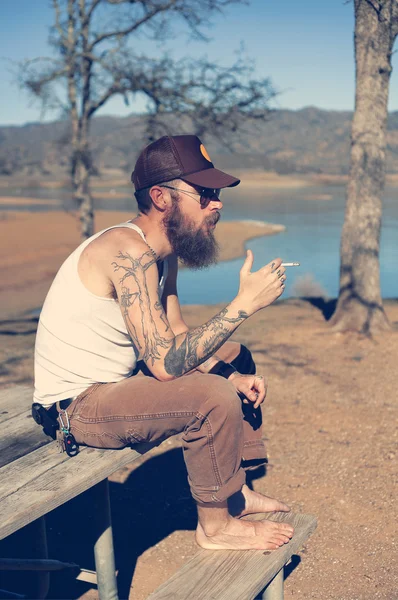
[242,440,268,462]
[189,467,246,504]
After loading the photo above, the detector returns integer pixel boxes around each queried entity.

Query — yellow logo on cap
[200,144,211,163]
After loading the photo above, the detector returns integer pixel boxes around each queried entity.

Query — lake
[178,184,398,303]
[1,182,397,303]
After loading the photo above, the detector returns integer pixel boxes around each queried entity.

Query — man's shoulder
[91,225,149,258]
[79,225,153,292]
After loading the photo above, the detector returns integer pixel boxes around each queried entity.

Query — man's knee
[199,374,242,422]
[231,344,256,375]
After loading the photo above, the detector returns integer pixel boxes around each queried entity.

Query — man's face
[162,181,222,269]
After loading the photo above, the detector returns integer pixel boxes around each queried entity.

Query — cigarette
[281,262,300,267]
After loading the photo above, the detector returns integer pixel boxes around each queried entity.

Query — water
[177,184,398,303]
[1,182,397,303]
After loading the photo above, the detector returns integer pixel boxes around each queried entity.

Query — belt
[46,398,73,420]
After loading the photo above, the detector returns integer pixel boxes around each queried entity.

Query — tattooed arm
[161,253,231,374]
[110,241,250,381]
[110,238,285,381]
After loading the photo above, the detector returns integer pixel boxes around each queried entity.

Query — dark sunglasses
[160,185,221,206]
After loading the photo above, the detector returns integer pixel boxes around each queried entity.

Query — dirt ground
[1,207,397,599]
[1,299,397,600]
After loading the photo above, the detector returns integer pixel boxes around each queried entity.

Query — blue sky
[1,0,398,126]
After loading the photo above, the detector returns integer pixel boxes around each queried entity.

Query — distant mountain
[1,107,398,177]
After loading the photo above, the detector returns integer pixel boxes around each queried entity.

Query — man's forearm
[196,355,221,374]
[172,328,233,376]
[163,299,249,378]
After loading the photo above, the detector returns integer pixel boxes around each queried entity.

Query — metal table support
[29,516,50,600]
[258,567,284,600]
[93,479,119,600]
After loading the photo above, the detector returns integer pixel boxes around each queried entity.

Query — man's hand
[237,251,286,315]
[228,372,267,409]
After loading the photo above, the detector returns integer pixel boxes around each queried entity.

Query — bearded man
[33,134,293,550]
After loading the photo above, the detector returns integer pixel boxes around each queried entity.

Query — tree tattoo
[112,250,169,363]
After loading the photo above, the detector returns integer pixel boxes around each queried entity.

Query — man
[34,134,293,550]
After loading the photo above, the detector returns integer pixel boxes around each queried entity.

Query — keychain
[58,409,79,457]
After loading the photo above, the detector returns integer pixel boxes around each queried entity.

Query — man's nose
[210,199,223,210]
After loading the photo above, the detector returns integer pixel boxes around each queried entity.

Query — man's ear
[149,185,169,211]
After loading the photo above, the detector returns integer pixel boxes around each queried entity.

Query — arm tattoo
[155,300,169,331]
[120,285,141,349]
[164,308,248,377]
[113,249,248,377]
[112,250,170,363]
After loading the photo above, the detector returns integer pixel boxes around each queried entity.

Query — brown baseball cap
[131,135,240,192]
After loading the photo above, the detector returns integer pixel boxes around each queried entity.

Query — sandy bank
[2,170,398,193]
[0,211,284,318]
[0,170,334,193]
[235,170,316,189]
[0,197,60,206]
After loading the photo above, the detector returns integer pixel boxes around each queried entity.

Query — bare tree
[330,0,398,334]
[20,0,275,239]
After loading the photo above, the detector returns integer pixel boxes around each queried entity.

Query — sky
[1,0,398,126]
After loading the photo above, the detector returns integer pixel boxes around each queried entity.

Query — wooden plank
[0,386,33,424]
[0,439,156,541]
[0,409,50,469]
[0,442,70,497]
[0,386,51,468]
[147,512,317,600]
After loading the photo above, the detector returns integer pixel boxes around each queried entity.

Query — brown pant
[66,342,267,503]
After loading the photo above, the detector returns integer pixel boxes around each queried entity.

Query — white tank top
[34,222,168,407]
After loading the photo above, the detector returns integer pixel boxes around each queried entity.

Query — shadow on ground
[303,297,337,320]
[0,317,39,336]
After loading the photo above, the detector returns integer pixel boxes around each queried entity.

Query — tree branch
[87,82,127,116]
[89,0,178,50]
[85,0,102,25]
[52,0,67,42]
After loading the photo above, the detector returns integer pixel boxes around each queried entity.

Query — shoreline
[0,210,284,319]
[2,170,398,193]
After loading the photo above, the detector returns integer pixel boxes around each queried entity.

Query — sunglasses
[160,185,221,207]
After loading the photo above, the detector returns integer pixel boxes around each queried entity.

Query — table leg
[93,479,119,600]
[258,567,284,600]
[30,516,50,599]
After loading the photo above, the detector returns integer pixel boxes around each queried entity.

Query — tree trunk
[73,150,94,240]
[72,113,94,240]
[76,0,94,240]
[330,0,397,334]
[65,0,93,240]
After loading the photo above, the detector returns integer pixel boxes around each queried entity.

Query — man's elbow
[151,365,178,382]
[157,372,176,382]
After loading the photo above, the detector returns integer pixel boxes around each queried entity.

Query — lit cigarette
[281,262,300,267]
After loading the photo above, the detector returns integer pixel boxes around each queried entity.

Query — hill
[1,107,398,177]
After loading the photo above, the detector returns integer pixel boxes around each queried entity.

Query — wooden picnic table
[0,385,317,599]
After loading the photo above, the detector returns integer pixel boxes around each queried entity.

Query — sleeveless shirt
[34,222,168,407]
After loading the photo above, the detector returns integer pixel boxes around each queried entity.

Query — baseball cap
[131,135,240,192]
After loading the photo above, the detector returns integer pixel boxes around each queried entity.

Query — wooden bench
[148,510,317,600]
[0,385,317,600]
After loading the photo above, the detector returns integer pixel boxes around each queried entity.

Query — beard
[162,198,220,269]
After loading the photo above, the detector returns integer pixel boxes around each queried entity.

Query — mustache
[207,211,221,226]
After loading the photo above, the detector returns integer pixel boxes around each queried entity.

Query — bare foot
[196,516,294,551]
[228,484,291,518]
